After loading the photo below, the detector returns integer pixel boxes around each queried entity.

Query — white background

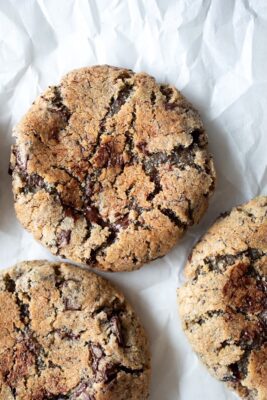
[0,1,267,399]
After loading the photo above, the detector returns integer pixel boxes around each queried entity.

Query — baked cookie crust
[10,65,215,271]
[0,261,150,399]
[178,196,267,400]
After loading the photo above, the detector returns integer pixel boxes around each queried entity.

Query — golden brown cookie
[0,261,150,399]
[178,196,267,400]
[10,65,215,271]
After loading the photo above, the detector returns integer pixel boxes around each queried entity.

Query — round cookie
[10,65,215,272]
[0,261,150,399]
[178,196,267,400]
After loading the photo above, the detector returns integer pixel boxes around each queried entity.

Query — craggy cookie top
[10,65,215,271]
[178,196,267,400]
[0,261,150,399]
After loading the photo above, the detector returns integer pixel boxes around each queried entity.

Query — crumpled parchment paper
[0,1,266,399]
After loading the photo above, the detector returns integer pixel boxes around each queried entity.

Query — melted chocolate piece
[110,315,124,346]
[58,230,71,247]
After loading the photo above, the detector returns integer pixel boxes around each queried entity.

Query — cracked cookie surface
[10,65,215,271]
[0,261,150,399]
[178,196,267,400]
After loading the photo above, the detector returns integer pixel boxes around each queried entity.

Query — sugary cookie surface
[0,261,150,399]
[178,196,267,400]
[10,65,215,271]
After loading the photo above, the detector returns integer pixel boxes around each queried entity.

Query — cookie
[10,65,216,272]
[0,260,150,399]
[178,196,267,400]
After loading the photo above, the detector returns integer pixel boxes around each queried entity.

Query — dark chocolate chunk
[190,128,202,145]
[12,146,28,172]
[102,363,119,383]
[24,173,45,192]
[89,343,104,373]
[71,382,95,400]
[63,297,81,312]
[56,328,80,341]
[58,230,71,247]
[114,214,130,230]
[94,141,124,169]
[150,91,156,105]
[160,85,173,103]
[49,86,71,123]
[259,310,267,328]
[110,315,124,346]
[160,208,186,229]
[85,206,105,227]
[109,84,132,116]
[136,141,148,155]
[3,274,16,293]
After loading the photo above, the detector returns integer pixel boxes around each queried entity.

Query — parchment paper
[0,1,266,399]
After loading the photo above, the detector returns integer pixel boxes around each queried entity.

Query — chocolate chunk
[257,278,267,294]
[160,85,173,103]
[19,302,30,323]
[56,328,80,341]
[71,382,87,397]
[165,102,178,110]
[222,375,237,382]
[117,71,132,79]
[228,362,241,381]
[91,344,104,359]
[58,230,71,247]
[147,176,162,201]
[160,208,186,229]
[239,329,257,349]
[64,208,80,221]
[70,382,95,400]
[85,178,94,198]
[50,86,71,122]
[160,85,179,110]
[102,363,119,383]
[190,129,202,144]
[85,206,105,227]
[114,214,130,230]
[90,343,104,373]
[63,297,81,311]
[94,141,124,169]
[259,310,267,328]
[150,91,156,105]
[136,141,148,154]
[143,153,169,174]
[110,315,124,346]
[3,274,16,293]
[204,254,237,274]
[12,147,28,172]
[142,157,164,202]
[92,305,114,318]
[28,173,44,187]
[94,144,110,168]
[109,84,132,116]
[248,248,264,261]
